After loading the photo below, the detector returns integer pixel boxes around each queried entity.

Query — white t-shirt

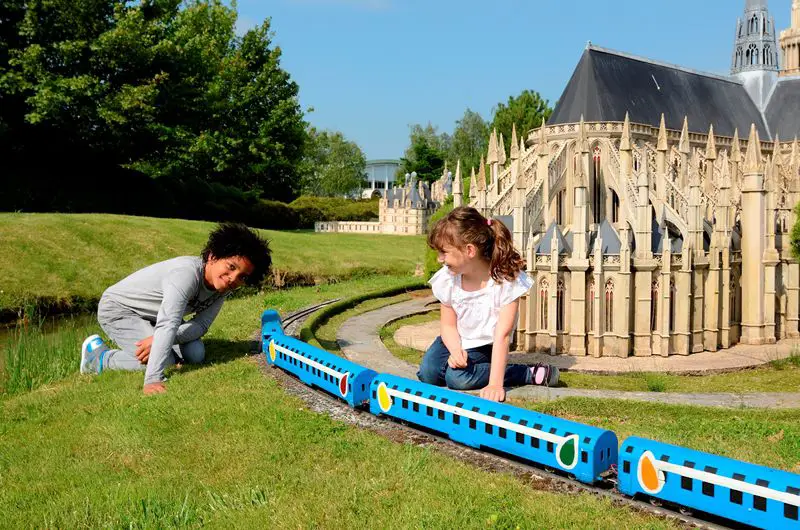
[429,266,533,349]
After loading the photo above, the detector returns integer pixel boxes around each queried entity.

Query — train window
[660,455,670,462]
[731,490,743,504]
[441,398,449,404]
[469,419,476,429]
[501,415,510,421]
[499,428,507,439]
[516,433,525,444]
[754,496,767,511]
[453,414,460,425]
[413,403,419,412]
[547,442,554,453]
[401,399,408,409]
[786,487,799,520]
[702,482,714,496]
[485,424,493,435]
[584,437,592,445]
[531,437,540,449]
[456,402,464,409]
[426,406,433,417]
[581,451,588,463]
[361,384,365,392]
[415,391,423,397]
[681,477,692,491]
[549,427,557,434]
[438,410,445,420]
[600,451,604,462]
[607,448,611,459]
[534,423,543,431]
[372,390,376,399]
[623,461,630,474]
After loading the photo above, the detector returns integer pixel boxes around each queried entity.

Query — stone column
[673,247,692,355]
[741,126,768,345]
[720,247,732,348]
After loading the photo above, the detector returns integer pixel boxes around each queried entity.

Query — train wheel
[648,498,663,508]
[678,506,693,516]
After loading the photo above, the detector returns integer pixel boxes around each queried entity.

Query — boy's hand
[143,382,167,395]
[480,385,506,402]
[135,336,154,363]
[447,349,468,369]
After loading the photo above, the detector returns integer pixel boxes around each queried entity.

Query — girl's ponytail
[488,218,525,282]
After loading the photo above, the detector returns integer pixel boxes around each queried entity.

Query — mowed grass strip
[0,213,426,310]
[0,361,678,529]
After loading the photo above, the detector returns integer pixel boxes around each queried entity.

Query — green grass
[512,398,800,473]
[0,285,677,529]
[380,311,438,365]
[0,213,426,312]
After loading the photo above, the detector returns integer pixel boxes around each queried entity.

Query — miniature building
[468,0,800,357]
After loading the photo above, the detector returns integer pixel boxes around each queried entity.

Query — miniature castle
[315,169,452,235]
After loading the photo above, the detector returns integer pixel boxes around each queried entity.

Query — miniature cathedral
[457,0,800,357]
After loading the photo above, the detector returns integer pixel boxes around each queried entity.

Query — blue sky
[234,0,792,160]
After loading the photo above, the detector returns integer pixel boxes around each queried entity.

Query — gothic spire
[510,124,519,160]
[744,123,763,173]
[657,114,668,151]
[679,117,691,154]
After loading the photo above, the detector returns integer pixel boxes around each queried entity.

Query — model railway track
[280,298,342,330]
[263,357,741,530]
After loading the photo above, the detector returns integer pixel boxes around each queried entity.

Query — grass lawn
[0,280,677,529]
[0,213,425,311]
[380,312,800,393]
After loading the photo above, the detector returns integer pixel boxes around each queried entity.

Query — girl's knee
[444,369,479,391]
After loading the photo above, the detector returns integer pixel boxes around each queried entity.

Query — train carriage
[369,373,617,484]
[260,309,377,408]
[618,436,800,529]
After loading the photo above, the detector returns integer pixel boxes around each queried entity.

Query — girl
[80,222,272,395]
[418,206,558,402]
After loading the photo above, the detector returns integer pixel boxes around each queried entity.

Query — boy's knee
[179,340,205,364]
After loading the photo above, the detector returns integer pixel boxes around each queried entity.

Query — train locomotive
[260,309,800,529]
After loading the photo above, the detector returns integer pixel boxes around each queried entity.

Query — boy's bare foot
[143,382,167,395]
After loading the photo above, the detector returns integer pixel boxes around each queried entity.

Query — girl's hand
[480,385,506,402]
[447,349,468,369]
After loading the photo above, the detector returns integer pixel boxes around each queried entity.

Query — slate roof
[549,45,770,138]
[765,77,800,140]
[536,222,571,255]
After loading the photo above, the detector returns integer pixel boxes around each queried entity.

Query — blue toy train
[260,310,800,529]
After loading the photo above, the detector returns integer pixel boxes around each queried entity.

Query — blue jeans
[417,336,532,390]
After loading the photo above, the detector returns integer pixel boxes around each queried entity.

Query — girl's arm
[440,304,468,368]
[482,299,520,402]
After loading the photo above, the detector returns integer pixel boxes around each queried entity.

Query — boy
[80,222,272,395]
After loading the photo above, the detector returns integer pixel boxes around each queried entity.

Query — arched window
[587,279,595,332]
[651,280,659,332]
[556,189,564,225]
[764,45,772,66]
[611,190,620,223]
[669,279,677,332]
[605,279,614,332]
[593,146,602,220]
[749,43,759,65]
[750,14,758,34]
[540,279,549,330]
[556,279,565,332]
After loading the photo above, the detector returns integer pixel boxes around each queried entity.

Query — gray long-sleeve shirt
[100,256,227,384]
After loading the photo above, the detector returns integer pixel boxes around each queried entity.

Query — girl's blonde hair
[427,206,525,282]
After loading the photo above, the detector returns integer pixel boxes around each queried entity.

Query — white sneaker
[81,334,109,374]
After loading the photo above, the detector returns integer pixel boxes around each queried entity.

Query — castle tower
[780,0,800,75]
[732,0,780,109]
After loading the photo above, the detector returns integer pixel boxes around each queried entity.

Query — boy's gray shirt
[101,256,227,384]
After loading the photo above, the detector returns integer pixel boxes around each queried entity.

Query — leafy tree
[399,123,447,185]
[301,128,367,197]
[490,89,552,158]
[0,0,307,209]
[447,108,488,176]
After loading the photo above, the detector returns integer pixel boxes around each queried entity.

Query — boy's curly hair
[202,222,272,287]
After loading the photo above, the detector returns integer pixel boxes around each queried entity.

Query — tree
[0,0,308,209]
[490,89,552,158]
[447,108,488,176]
[399,123,448,185]
[301,128,366,197]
